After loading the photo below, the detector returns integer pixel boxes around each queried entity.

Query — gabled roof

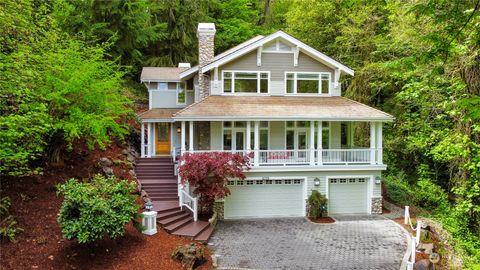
[180,31,354,79]
[179,35,265,78]
[173,96,393,121]
[139,108,180,120]
[140,67,188,82]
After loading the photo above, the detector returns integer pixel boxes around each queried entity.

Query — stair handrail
[179,187,198,221]
[404,206,422,270]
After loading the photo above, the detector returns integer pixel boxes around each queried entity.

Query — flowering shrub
[178,152,252,209]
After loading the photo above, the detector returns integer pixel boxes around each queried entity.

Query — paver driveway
[208,216,407,270]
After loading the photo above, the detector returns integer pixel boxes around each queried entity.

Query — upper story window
[263,40,293,52]
[285,72,331,94]
[223,71,269,94]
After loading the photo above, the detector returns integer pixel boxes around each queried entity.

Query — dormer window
[285,72,331,94]
[223,71,270,94]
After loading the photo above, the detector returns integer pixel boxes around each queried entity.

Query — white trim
[285,121,331,150]
[173,116,394,122]
[249,165,387,172]
[221,70,270,94]
[176,83,187,106]
[141,119,175,123]
[148,90,152,109]
[284,71,332,95]
[201,31,354,76]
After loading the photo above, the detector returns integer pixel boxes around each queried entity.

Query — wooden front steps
[136,156,214,243]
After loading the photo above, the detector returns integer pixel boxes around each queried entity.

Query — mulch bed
[382,207,391,214]
[0,142,213,270]
[309,217,336,224]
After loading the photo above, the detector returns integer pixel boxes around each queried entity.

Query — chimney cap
[197,23,216,34]
[178,63,191,68]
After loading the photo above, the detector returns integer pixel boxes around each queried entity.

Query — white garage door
[224,178,304,219]
[328,177,369,214]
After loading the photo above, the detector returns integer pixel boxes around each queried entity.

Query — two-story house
[138,23,393,223]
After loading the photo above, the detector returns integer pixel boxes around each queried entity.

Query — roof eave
[172,116,394,122]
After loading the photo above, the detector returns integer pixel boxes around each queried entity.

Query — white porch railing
[179,187,198,221]
[182,148,381,167]
[141,143,152,157]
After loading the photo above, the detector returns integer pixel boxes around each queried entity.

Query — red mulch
[309,217,335,224]
[0,142,212,270]
[382,207,391,214]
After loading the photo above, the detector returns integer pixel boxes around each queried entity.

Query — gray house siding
[213,51,335,95]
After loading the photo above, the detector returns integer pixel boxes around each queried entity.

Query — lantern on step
[145,201,153,211]
[142,208,157,236]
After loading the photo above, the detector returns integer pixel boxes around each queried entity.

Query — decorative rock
[213,201,224,220]
[141,190,149,199]
[171,243,205,270]
[371,197,382,214]
[122,149,129,155]
[129,170,136,177]
[99,157,113,167]
[102,166,114,176]
[418,242,434,254]
[414,259,432,270]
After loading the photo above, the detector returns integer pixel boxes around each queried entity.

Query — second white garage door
[328,177,369,214]
[224,178,304,219]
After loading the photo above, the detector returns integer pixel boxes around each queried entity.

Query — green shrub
[56,174,141,244]
[0,196,22,242]
[307,190,328,218]
[383,175,416,206]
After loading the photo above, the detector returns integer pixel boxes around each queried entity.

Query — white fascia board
[179,66,199,79]
[200,31,355,76]
[141,119,175,123]
[140,79,182,83]
[248,165,387,172]
[172,116,394,122]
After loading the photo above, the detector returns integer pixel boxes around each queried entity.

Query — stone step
[194,225,214,243]
[154,203,180,213]
[172,221,210,238]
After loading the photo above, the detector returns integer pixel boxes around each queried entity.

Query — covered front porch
[174,120,384,167]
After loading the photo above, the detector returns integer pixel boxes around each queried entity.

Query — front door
[156,123,171,155]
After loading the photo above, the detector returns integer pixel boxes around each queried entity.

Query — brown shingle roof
[139,108,180,120]
[140,67,188,81]
[173,96,394,121]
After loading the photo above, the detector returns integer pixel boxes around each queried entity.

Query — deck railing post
[404,206,409,225]
[253,121,260,166]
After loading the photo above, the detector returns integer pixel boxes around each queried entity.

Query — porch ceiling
[173,96,394,121]
[138,108,179,121]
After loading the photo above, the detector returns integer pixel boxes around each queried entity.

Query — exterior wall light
[314,177,320,187]
[375,176,381,184]
[176,127,181,133]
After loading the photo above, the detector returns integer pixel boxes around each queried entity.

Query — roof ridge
[340,97,394,118]
[172,95,212,117]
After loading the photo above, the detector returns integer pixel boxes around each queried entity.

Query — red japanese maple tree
[178,152,252,210]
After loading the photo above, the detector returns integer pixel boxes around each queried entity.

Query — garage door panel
[328,178,368,214]
[225,180,304,219]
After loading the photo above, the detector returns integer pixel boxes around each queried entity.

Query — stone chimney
[197,23,216,99]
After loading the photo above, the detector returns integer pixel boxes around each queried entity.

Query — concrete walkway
[209,217,407,270]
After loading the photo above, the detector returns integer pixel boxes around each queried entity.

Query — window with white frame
[285,72,331,94]
[176,83,186,105]
[263,40,293,52]
[223,121,269,150]
[286,121,330,150]
[223,71,269,94]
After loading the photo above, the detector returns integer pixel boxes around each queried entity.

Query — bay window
[223,71,269,93]
[285,72,331,94]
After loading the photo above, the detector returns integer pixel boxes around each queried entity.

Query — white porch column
[140,122,145,157]
[147,123,152,157]
[189,121,194,152]
[309,121,315,165]
[246,121,251,151]
[376,122,383,164]
[317,121,322,165]
[181,121,186,152]
[253,121,260,166]
[370,122,376,164]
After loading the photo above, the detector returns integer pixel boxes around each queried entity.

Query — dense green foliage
[1,0,478,266]
[307,190,328,219]
[0,197,22,242]
[56,175,141,244]
[0,0,132,176]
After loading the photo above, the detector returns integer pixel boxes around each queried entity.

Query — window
[236,180,244,185]
[285,72,331,94]
[223,71,269,93]
[256,180,263,185]
[223,129,232,150]
[275,180,282,184]
[168,82,177,90]
[177,83,186,105]
[284,179,292,184]
[159,82,167,90]
[157,123,169,141]
[293,179,301,184]
[246,180,254,185]
[286,121,329,149]
[228,181,235,185]
[263,40,293,52]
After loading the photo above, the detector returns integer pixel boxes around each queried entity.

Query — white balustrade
[179,188,198,221]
